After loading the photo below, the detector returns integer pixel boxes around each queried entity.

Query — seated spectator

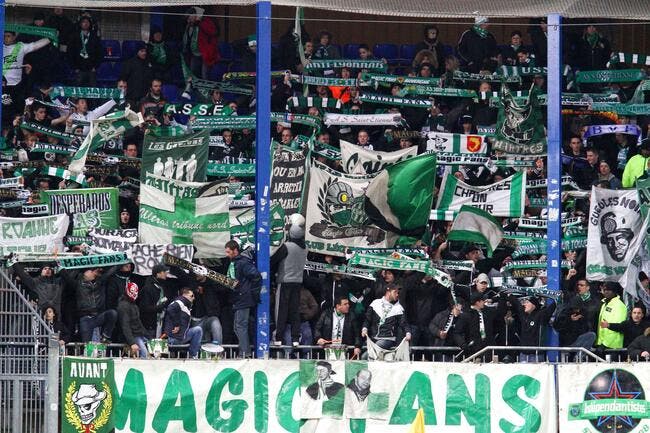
[594,160,622,189]
[42,305,70,347]
[500,31,523,66]
[164,287,203,359]
[313,30,340,60]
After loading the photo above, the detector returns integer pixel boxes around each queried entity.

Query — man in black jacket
[456,16,497,73]
[117,282,148,358]
[508,295,557,362]
[61,266,118,343]
[225,240,262,358]
[314,296,361,357]
[600,305,650,348]
[627,327,650,360]
[362,285,411,350]
[67,16,103,86]
[120,44,153,105]
[138,264,177,339]
[12,262,64,316]
[164,287,202,358]
[459,291,507,357]
[429,301,465,349]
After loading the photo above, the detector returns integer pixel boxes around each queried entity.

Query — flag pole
[254,0,272,359]
[546,13,563,356]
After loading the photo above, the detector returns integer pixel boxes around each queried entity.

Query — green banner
[190,116,257,130]
[568,399,650,420]
[61,357,116,433]
[304,59,387,72]
[590,103,650,116]
[493,86,546,155]
[576,69,646,84]
[57,252,130,269]
[349,253,451,287]
[6,24,58,46]
[41,187,119,236]
[142,129,209,182]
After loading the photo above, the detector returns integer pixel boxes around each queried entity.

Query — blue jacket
[231,254,262,310]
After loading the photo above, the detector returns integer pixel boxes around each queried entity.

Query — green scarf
[304,59,387,72]
[358,93,432,108]
[207,162,256,177]
[5,24,58,47]
[472,24,489,39]
[361,72,442,88]
[54,86,122,99]
[348,253,452,288]
[163,103,224,116]
[579,291,591,301]
[227,262,236,279]
[590,103,650,116]
[286,96,342,111]
[304,260,376,280]
[150,41,167,65]
[607,52,650,68]
[502,285,561,302]
[452,70,522,84]
[191,115,257,130]
[585,32,600,48]
[399,86,476,98]
[20,121,78,143]
[79,31,90,59]
[290,74,358,87]
[576,69,646,84]
[270,112,322,130]
[57,253,130,269]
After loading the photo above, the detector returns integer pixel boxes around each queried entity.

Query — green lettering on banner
[389,372,436,425]
[114,369,147,433]
[254,371,268,433]
[275,372,301,433]
[205,368,248,433]
[500,375,542,433]
[152,369,197,433]
[445,374,490,433]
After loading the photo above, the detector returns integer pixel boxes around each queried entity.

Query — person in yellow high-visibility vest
[596,282,628,349]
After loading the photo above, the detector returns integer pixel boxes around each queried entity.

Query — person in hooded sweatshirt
[12,261,64,316]
[117,282,148,358]
[271,214,308,346]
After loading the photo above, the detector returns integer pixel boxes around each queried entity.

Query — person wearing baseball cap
[460,288,507,357]
[508,294,556,362]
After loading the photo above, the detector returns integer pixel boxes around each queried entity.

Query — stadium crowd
[3,7,650,362]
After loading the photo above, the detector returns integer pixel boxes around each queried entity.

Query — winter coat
[117,297,147,345]
[230,253,262,310]
[138,276,178,331]
[363,298,410,342]
[12,263,64,315]
[596,296,628,349]
[163,296,193,339]
[68,30,103,71]
[61,267,118,317]
[456,27,497,72]
[459,299,507,355]
[314,308,361,348]
[120,56,153,102]
[509,296,557,350]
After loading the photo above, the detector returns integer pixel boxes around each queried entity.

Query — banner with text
[0,214,68,255]
[41,188,119,236]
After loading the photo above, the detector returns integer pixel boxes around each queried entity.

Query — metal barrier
[0,269,59,433]
[462,346,607,363]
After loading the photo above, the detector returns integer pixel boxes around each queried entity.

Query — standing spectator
[622,138,650,188]
[272,218,308,346]
[315,296,362,357]
[68,15,103,86]
[45,8,74,52]
[577,147,600,189]
[429,301,465,348]
[61,266,118,343]
[182,7,220,79]
[459,291,507,356]
[69,97,116,136]
[138,263,176,338]
[147,26,174,82]
[414,25,445,75]
[313,31,340,60]
[508,295,557,362]
[361,285,411,350]
[164,288,203,359]
[225,240,262,358]
[595,160,622,189]
[500,31,523,66]
[42,305,70,347]
[120,44,153,104]
[596,283,628,350]
[527,18,547,66]
[20,13,57,86]
[457,16,497,73]
[118,282,149,358]
[12,262,64,316]
[600,305,650,347]
[282,286,319,352]
[139,78,166,115]
[576,24,611,71]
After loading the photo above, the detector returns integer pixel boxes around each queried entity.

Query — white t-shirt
[3,40,49,86]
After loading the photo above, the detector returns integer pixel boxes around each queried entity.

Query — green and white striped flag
[68,109,143,174]
[425,132,487,155]
[447,205,503,257]
[435,171,526,217]
[607,52,650,68]
[139,182,230,258]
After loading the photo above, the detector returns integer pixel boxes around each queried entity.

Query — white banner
[323,113,403,126]
[558,364,650,433]
[0,214,69,255]
[426,132,488,155]
[129,243,195,275]
[89,228,138,254]
[340,140,417,175]
[107,359,556,433]
[435,171,526,217]
[587,187,642,280]
[304,163,390,256]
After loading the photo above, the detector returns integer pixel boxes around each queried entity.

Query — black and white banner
[340,140,417,175]
[130,243,195,276]
[89,228,138,254]
[270,145,307,223]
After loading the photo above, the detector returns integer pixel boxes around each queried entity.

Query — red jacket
[198,18,220,66]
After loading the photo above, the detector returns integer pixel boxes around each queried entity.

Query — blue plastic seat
[101,40,121,61]
[373,43,399,64]
[162,84,180,102]
[122,40,145,60]
[400,44,417,65]
[219,42,233,62]
[343,43,361,59]
[96,62,119,85]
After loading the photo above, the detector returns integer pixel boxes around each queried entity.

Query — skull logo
[71,384,107,425]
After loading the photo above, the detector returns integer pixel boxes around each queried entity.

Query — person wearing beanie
[118,282,149,358]
[508,294,556,362]
[182,6,220,79]
[271,215,308,347]
[120,42,153,104]
[459,290,507,357]
[456,16,497,73]
[596,282,628,350]
[11,261,64,316]
[68,15,103,86]
[138,263,177,338]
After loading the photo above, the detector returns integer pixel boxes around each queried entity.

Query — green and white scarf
[304,59,387,72]
[57,252,130,269]
[348,253,452,288]
[576,69,646,84]
[311,142,341,160]
[191,115,257,130]
[42,166,87,185]
[29,143,76,155]
[452,70,521,84]
[6,24,58,47]
[149,42,167,65]
[360,72,441,88]
[286,96,342,111]
[606,52,650,68]
[0,176,23,188]
[472,24,488,39]
[501,260,572,273]
[304,260,376,280]
[20,122,78,142]
[359,93,432,108]
[163,103,224,116]
[222,71,286,81]
[498,66,547,77]
[399,86,476,98]
[512,236,588,258]
[290,74,358,87]
[270,112,322,130]
[590,103,650,116]
[54,86,122,99]
[206,162,256,177]
[502,285,561,301]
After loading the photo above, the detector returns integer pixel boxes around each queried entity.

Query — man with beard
[599,212,634,262]
[362,285,411,351]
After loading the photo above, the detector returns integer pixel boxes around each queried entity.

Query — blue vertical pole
[0,0,4,126]
[546,14,562,354]
[254,1,271,359]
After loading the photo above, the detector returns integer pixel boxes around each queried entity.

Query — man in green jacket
[621,138,650,188]
[596,282,628,349]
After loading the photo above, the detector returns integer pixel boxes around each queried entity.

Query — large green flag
[636,177,650,250]
[61,357,116,433]
[364,153,437,237]
[492,85,546,155]
[41,188,119,236]
[68,109,143,173]
[141,129,209,182]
